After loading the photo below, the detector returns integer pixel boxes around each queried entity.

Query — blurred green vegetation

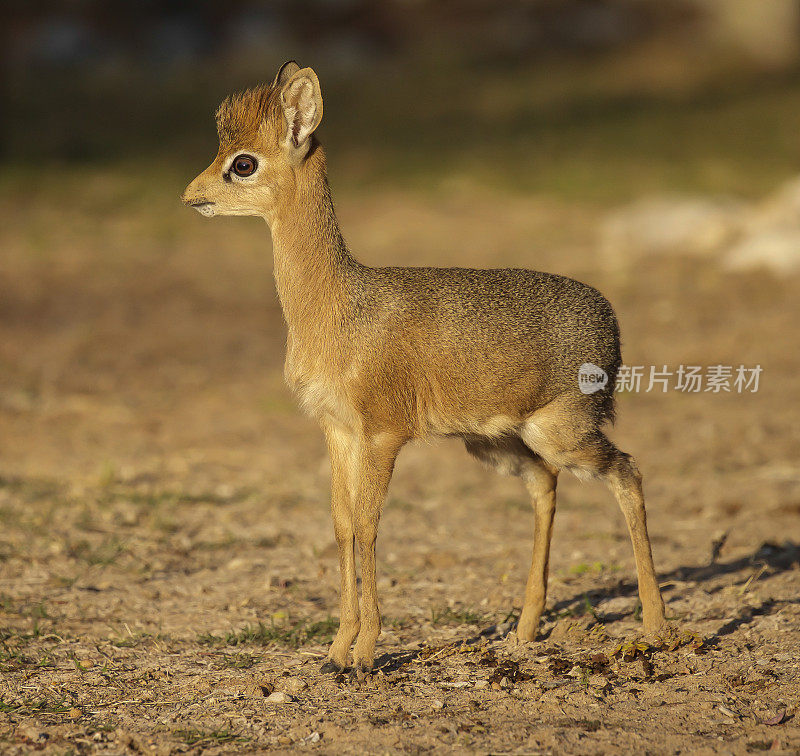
[6,60,800,203]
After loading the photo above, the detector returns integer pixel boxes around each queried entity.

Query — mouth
[187,200,216,217]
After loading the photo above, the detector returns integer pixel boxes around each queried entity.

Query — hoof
[320,660,345,675]
[514,626,539,645]
[643,616,668,635]
[348,663,372,683]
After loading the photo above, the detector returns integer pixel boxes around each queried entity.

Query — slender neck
[267,145,354,334]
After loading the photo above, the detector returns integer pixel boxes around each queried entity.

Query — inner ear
[280,69,323,152]
[283,78,315,147]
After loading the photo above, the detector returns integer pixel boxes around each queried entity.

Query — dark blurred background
[5,0,800,198]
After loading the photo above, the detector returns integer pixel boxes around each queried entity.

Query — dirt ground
[1,174,799,754]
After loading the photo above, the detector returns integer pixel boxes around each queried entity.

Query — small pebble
[266,691,294,703]
[589,675,609,690]
[283,677,308,694]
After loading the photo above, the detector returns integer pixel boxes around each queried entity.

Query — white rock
[748,175,800,231]
[600,195,743,267]
[724,229,800,273]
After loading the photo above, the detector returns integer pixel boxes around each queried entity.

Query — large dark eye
[232,154,257,177]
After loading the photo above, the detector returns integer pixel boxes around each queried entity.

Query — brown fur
[182,62,666,677]
[216,88,274,150]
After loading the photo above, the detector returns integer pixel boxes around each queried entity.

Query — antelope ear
[272,60,300,88]
[279,67,323,158]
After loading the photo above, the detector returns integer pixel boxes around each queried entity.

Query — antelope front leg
[321,427,360,673]
[351,433,403,679]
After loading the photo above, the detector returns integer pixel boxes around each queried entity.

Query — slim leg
[517,460,558,641]
[520,401,666,635]
[606,454,665,632]
[463,438,560,642]
[351,432,403,678]
[321,427,360,672]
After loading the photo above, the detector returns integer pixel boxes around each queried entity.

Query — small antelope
[182,61,666,678]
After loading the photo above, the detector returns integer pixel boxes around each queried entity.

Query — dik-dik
[182,61,666,678]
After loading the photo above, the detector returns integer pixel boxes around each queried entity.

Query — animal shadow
[545,540,800,636]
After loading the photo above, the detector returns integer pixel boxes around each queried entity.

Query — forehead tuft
[215,85,278,150]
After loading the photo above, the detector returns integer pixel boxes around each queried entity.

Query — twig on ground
[739,564,768,595]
